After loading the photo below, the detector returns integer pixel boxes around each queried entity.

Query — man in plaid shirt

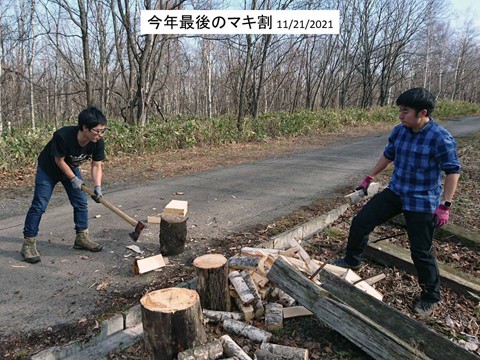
[332,88,461,317]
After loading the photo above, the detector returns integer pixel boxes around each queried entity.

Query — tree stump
[159,214,188,256]
[140,288,207,360]
[193,254,231,311]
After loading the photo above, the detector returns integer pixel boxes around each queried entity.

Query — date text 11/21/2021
[277,19,334,30]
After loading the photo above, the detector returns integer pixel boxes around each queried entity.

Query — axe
[81,185,146,241]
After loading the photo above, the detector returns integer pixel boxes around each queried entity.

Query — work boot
[330,258,362,271]
[74,231,102,252]
[413,299,436,318]
[21,237,41,263]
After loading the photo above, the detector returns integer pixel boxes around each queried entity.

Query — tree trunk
[193,254,231,311]
[159,214,187,256]
[140,288,208,360]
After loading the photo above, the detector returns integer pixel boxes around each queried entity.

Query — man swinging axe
[21,106,108,263]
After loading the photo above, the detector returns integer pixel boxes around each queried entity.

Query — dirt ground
[1,124,479,359]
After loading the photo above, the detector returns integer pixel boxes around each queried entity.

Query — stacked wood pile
[177,238,386,360]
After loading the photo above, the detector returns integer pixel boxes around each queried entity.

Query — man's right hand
[69,176,84,190]
[356,176,374,196]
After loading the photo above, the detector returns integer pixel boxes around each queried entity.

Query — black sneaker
[330,258,362,271]
[413,299,436,318]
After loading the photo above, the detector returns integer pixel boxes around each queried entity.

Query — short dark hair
[396,88,435,116]
[78,106,107,130]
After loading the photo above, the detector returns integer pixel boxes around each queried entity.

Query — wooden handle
[81,185,138,227]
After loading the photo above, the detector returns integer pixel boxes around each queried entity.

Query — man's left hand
[433,204,450,228]
[92,185,103,203]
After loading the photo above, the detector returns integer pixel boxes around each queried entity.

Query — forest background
[0,0,479,172]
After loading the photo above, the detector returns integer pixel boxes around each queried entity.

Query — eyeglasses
[90,128,108,135]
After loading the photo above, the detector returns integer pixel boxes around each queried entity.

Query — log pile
[181,240,385,359]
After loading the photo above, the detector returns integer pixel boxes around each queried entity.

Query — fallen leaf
[96,281,109,291]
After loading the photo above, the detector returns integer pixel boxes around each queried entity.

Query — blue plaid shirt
[383,119,461,213]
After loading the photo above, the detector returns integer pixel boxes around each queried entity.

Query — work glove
[92,185,103,203]
[433,204,450,228]
[356,176,374,196]
[69,176,84,190]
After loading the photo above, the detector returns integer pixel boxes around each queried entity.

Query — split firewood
[254,349,288,360]
[265,303,283,331]
[232,296,254,321]
[251,271,269,288]
[241,247,280,257]
[223,318,273,343]
[163,199,188,216]
[219,334,253,360]
[341,269,383,301]
[133,254,165,275]
[363,273,386,285]
[228,256,261,270]
[228,271,256,305]
[241,270,264,319]
[177,339,224,360]
[203,309,244,323]
[277,289,296,307]
[279,246,300,257]
[260,343,309,360]
[282,306,313,319]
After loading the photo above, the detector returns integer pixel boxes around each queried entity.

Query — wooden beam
[365,240,480,296]
[317,269,477,360]
[267,257,430,360]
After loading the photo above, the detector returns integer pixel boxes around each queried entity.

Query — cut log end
[193,253,228,269]
[140,288,199,313]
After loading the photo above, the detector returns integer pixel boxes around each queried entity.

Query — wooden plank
[365,240,480,296]
[318,269,477,360]
[163,200,188,216]
[133,254,166,275]
[390,215,480,252]
[267,257,430,360]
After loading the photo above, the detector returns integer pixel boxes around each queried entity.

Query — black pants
[345,188,440,303]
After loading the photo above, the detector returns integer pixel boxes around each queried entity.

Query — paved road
[0,116,478,337]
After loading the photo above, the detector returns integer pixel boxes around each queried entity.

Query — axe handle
[81,185,138,227]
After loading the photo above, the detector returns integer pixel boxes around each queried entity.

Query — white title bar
[141,10,339,35]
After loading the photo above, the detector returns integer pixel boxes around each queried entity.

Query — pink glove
[356,176,374,195]
[433,204,450,228]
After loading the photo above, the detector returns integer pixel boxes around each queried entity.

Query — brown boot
[74,230,102,252]
[21,237,41,263]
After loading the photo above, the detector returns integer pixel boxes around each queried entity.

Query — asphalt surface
[0,116,478,337]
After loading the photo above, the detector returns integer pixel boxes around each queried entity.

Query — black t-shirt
[38,126,105,181]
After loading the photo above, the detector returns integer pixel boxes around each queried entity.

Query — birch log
[203,309,243,322]
[260,343,309,360]
[223,318,272,343]
[228,256,260,270]
[228,271,255,304]
[265,303,283,331]
[177,340,224,360]
[219,334,252,360]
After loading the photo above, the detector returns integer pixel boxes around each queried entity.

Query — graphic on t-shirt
[68,153,92,167]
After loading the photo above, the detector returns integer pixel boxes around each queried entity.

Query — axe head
[129,221,146,242]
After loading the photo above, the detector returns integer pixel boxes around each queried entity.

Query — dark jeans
[23,166,88,238]
[345,188,440,303]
